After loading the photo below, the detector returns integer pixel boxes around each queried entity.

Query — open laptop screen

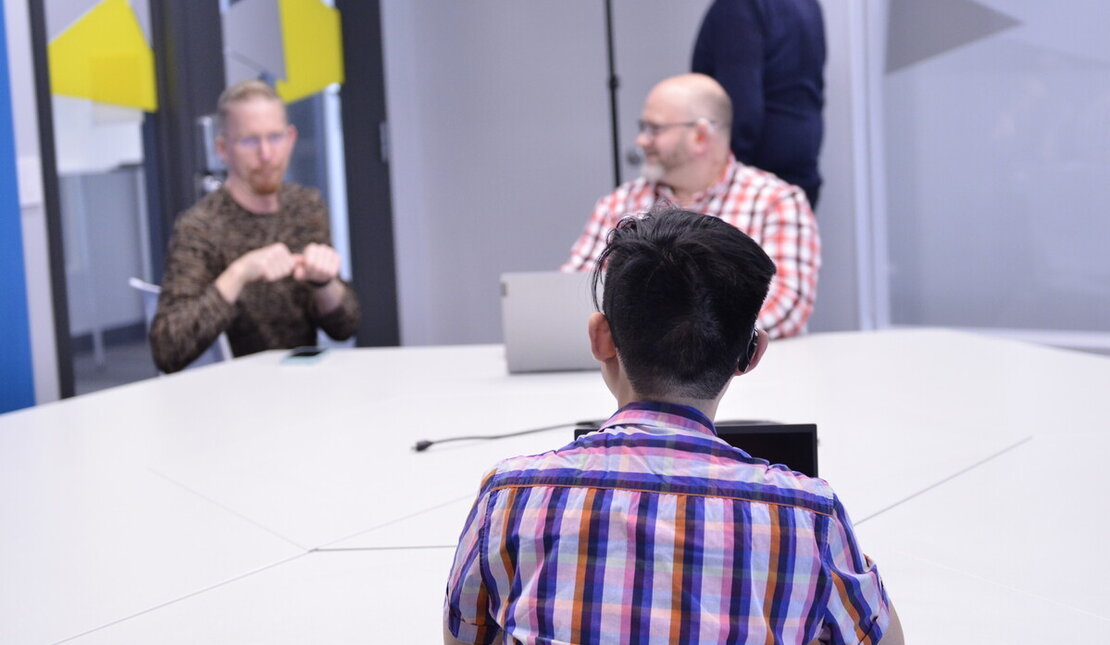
[574,422,818,478]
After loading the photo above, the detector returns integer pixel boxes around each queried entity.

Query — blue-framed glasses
[232,130,288,151]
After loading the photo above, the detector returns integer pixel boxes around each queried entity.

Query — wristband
[308,278,334,289]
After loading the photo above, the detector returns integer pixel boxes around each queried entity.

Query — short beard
[640,161,665,183]
[248,171,283,196]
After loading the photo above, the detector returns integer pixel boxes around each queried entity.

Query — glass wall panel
[882,0,1110,334]
[46,0,158,393]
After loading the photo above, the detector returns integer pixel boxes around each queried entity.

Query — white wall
[5,0,59,403]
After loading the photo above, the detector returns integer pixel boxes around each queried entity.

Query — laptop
[574,421,819,478]
[500,271,600,373]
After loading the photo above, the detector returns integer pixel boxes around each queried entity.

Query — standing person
[692,0,826,208]
[447,209,901,644]
[563,74,819,339]
[150,80,359,373]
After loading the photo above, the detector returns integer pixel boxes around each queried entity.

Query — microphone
[413,421,581,452]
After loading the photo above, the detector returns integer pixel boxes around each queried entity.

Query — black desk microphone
[413,421,584,452]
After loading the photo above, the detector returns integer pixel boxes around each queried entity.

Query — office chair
[128,277,232,371]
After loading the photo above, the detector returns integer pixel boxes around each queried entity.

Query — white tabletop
[2,329,1108,643]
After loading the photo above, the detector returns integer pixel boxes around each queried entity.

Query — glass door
[44,0,158,394]
[40,0,358,395]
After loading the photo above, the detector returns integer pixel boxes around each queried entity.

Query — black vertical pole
[145,0,226,281]
[26,0,74,398]
[604,0,622,187]
[336,0,400,346]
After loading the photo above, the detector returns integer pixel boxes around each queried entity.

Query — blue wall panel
[0,5,35,413]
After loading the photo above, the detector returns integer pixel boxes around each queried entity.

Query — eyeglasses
[231,130,289,151]
[637,120,701,138]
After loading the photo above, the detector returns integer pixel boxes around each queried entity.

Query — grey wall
[381,1,614,345]
[610,0,714,184]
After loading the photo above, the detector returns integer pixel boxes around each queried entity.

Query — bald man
[562,74,820,339]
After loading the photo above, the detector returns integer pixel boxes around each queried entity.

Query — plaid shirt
[561,157,820,339]
[445,402,890,645]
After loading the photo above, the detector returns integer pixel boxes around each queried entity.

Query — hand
[233,242,298,284]
[292,243,341,286]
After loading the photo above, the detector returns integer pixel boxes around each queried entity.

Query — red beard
[248,167,283,195]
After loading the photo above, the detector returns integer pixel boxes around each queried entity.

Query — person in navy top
[692,0,826,208]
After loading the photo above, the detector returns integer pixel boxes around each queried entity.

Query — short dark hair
[591,208,775,399]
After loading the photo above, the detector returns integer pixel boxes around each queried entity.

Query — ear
[736,328,769,375]
[215,134,229,164]
[588,312,618,363]
[286,123,299,148]
[693,118,713,148]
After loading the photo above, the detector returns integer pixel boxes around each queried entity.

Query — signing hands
[216,242,342,304]
[292,242,341,286]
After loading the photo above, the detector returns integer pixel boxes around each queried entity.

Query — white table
[2,330,1108,643]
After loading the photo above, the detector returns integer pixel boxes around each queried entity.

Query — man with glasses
[562,73,819,339]
[150,80,359,373]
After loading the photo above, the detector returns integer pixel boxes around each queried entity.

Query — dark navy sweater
[693,0,826,208]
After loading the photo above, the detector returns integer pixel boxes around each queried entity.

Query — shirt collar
[600,401,718,439]
[654,154,738,208]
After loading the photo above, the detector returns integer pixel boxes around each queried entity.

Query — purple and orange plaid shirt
[560,156,820,340]
[445,402,890,645]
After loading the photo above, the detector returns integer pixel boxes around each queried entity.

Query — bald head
[635,74,733,193]
[650,74,732,136]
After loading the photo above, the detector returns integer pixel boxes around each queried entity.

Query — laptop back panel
[501,271,599,373]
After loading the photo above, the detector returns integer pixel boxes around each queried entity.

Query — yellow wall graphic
[275,0,345,103]
[48,0,157,112]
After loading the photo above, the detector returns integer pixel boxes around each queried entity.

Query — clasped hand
[236,242,340,286]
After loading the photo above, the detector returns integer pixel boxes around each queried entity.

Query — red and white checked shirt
[561,157,820,339]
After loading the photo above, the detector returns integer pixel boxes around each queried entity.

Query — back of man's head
[592,209,775,400]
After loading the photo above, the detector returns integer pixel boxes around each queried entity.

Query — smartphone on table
[281,346,328,365]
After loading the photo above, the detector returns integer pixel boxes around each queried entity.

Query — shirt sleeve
[312,282,360,340]
[756,184,820,338]
[561,193,617,273]
[301,196,361,340]
[149,214,237,374]
[817,495,890,645]
[444,473,500,644]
